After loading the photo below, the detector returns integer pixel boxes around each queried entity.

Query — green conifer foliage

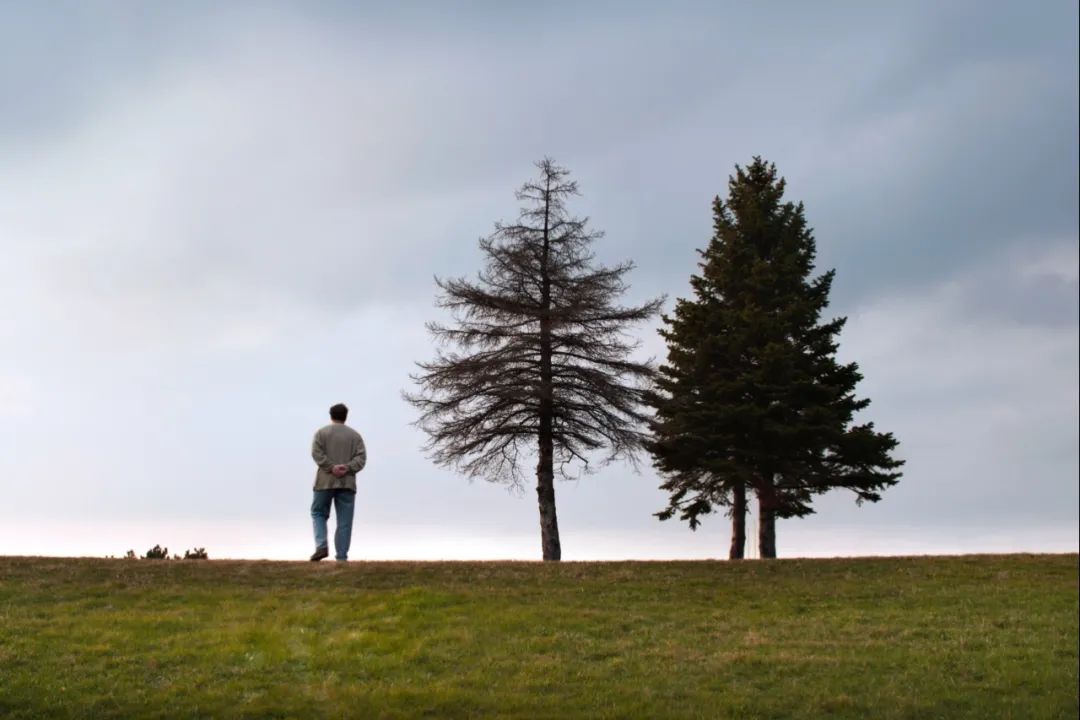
[647,158,903,558]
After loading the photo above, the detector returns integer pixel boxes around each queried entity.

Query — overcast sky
[1,1,1077,560]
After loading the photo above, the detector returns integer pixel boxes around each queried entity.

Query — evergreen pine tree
[646,158,903,558]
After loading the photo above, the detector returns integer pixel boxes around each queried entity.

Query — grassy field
[0,554,1076,719]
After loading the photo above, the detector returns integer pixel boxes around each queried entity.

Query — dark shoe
[309,547,329,562]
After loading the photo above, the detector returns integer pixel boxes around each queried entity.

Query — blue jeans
[311,489,356,561]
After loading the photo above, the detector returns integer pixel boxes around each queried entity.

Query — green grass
[0,554,1076,719]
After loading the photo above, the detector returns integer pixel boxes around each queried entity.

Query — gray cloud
[0,2,1076,558]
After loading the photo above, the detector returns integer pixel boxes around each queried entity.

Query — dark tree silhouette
[646,158,903,558]
[406,159,662,561]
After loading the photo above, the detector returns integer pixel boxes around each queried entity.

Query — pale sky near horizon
[1,1,1077,560]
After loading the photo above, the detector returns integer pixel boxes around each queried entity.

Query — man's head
[329,403,348,423]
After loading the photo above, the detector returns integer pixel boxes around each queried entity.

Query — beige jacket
[311,422,367,491]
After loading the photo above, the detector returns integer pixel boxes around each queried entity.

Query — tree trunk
[758,503,776,559]
[757,482,777,559]
[536,437,561,561]
[535,173,561,561]
[729,484,746,560]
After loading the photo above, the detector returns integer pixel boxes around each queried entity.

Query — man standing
[310,403,367,561]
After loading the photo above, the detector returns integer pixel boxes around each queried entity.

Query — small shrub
[126,545,208,559]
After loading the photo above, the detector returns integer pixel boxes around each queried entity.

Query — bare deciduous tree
[406,159,662,561]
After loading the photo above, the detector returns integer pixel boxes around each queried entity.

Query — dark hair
[329,403,348,422]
